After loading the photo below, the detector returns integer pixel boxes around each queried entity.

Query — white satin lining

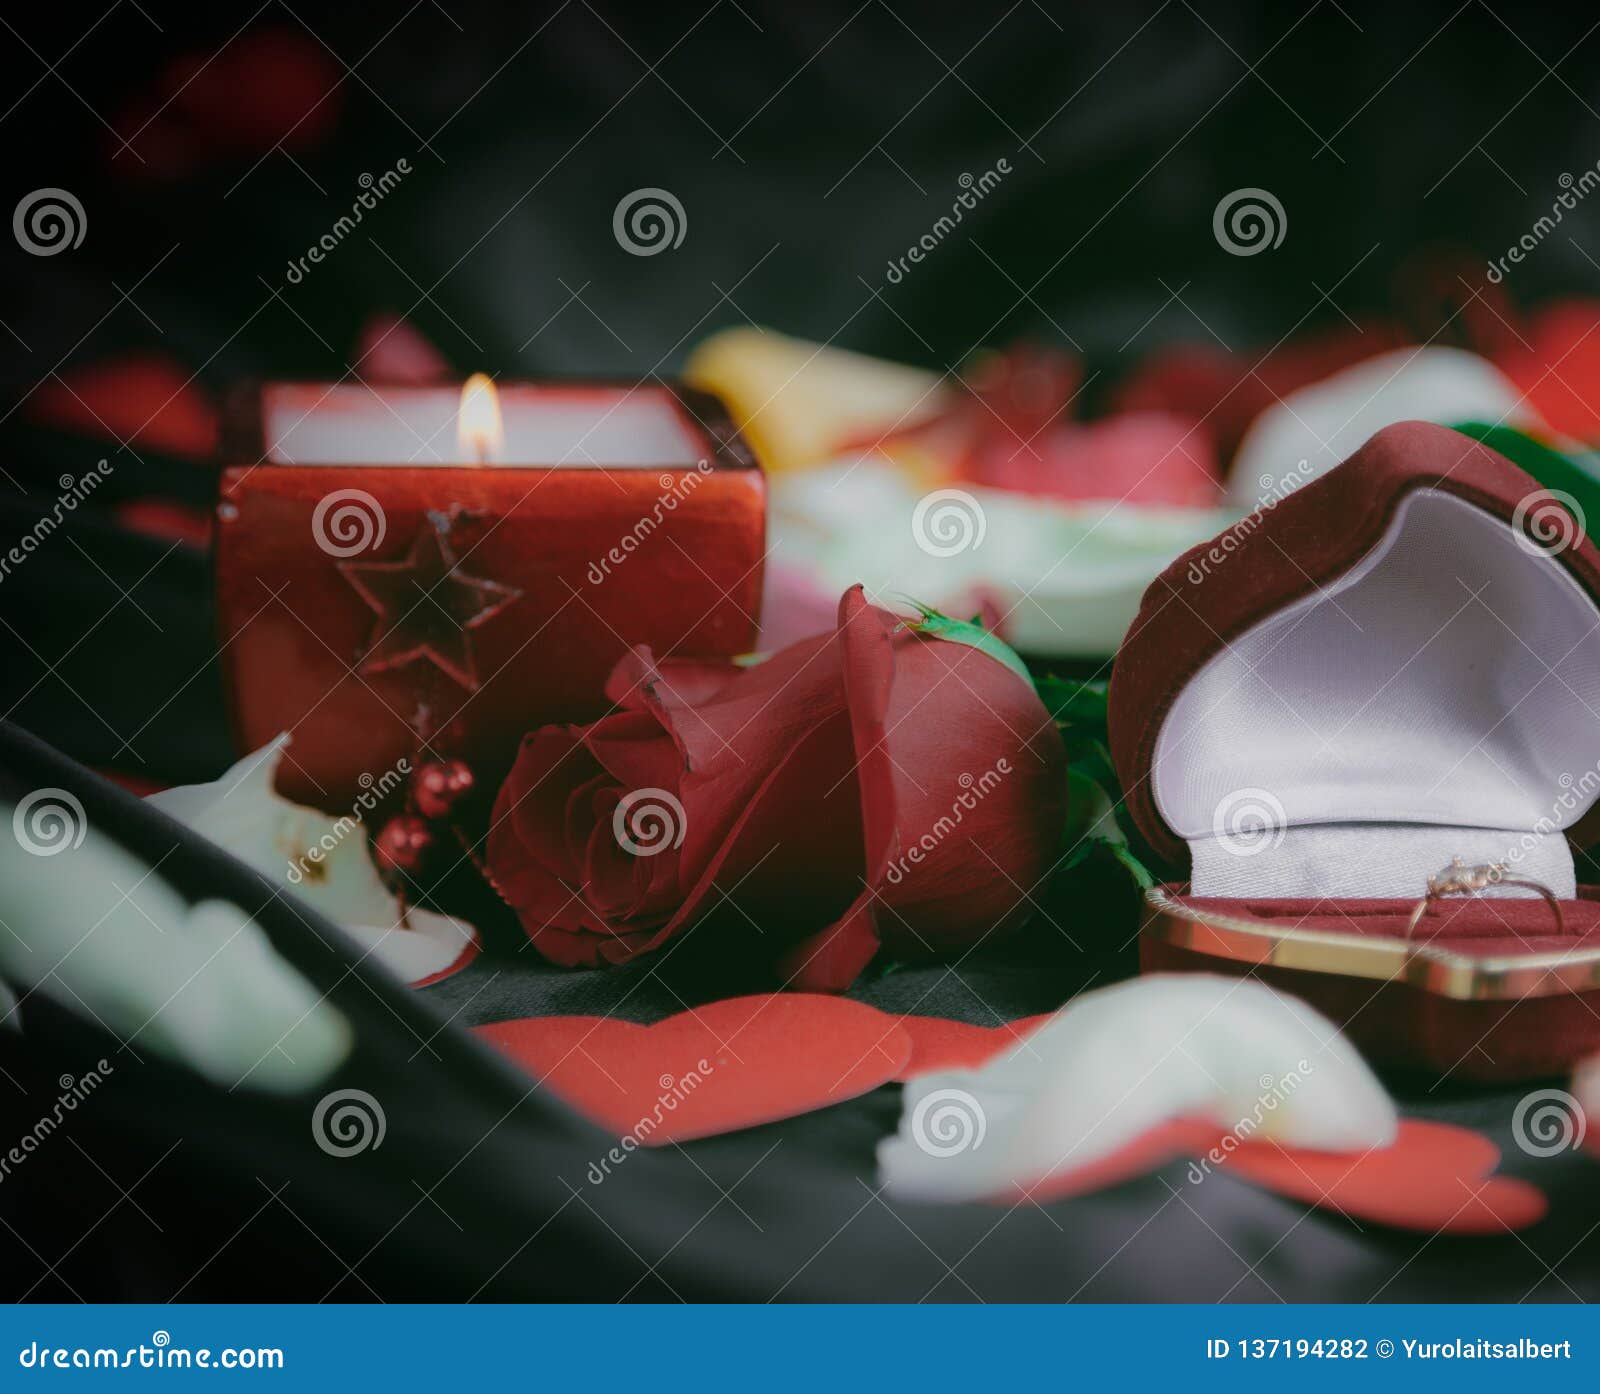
[1154,487,1600,899]
[1188,824,1577,900]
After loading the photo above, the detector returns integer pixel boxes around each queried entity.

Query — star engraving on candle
[338,509,522,691]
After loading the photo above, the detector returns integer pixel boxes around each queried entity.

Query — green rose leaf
[1449,422,1600,531]
[901,601,1034,689]
[1036,674,1109,727]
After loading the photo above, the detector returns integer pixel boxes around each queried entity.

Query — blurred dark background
[7,1,1600,378]
[3,0,1600,772]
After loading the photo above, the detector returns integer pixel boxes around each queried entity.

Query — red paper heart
[1020,1117,1544,1233]
[475,993,911,1143]
[896,1013,1052,1077]
[1220,1119,1546,1233]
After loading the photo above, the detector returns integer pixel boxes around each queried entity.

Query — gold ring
[1404,857,1564,938]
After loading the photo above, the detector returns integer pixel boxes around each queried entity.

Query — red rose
[487,586,1068,991]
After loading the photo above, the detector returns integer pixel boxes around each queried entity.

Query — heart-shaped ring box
[1111,421,1600,1080]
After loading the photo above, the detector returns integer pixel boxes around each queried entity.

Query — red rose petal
[872,627,1068,951]
[114,499,212,547]
[761,588,902,992]
[495,727,600,882]
[485,853,585,931]
[605,646,742,711]
[838,583,898,891]
[474,993,912,1143]
[581,709,682,791]
[113,28,342,177]
[664,710,865,955]
[773,586,900,990]
[1110,325,1400,464]
[356,315,451,385]
[527,918,656,969]
[968,411,1223,509]
[1495,299,1600,442]
[779,901,883,993]
[29,353,218,460]
[650,627,848,874]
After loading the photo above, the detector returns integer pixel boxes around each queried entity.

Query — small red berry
[373,814,435,876]
[413,758,475,820]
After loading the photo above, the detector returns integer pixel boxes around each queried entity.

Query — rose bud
[487,585,1067,991]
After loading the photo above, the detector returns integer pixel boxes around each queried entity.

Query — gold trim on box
[1144,886,1600,1002]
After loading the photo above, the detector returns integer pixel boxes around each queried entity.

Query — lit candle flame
[457,373,503,464]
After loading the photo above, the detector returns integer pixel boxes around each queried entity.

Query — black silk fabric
[3,717,1599,1303]
[4,1,1600,1300]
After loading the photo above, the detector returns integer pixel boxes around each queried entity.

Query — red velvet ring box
[215,381,766,810]
[1110,420,1600,1080]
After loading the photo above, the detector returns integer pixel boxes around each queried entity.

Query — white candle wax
[261,382,705,467]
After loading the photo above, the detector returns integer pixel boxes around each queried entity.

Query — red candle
[215,379,766,809]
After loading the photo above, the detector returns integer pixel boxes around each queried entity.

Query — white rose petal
[0,820,350,1092]
[148,736,478,986]
[1231,346,1540,509]
[879,974,1397,1204]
